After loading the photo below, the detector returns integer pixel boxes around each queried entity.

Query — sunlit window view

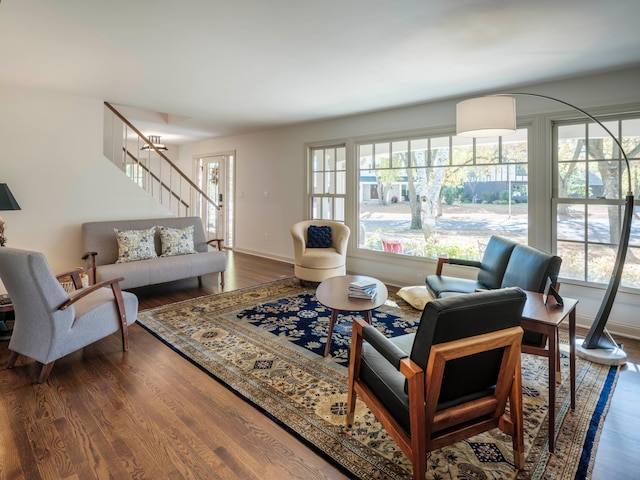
[309,145,346,222]
[357,130,528,261]
[307,117,640,290]
[554,117,640,288]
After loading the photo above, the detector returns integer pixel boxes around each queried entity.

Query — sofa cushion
[114,227,157,263]
[96,250,227,290]
[307,225,332,248]
[425,276,482,298]
[158,225,197,257]
[296,247,343,269]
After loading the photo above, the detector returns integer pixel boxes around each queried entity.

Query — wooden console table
[521,290,578,453]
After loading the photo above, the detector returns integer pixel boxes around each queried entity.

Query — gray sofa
[81,217,226,290]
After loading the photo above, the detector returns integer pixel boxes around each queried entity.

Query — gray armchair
[0,247,138,383]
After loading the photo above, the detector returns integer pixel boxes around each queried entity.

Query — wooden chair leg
[109,282,129,351]
[198,276,203,287]
[220,271,224,287]
[324,310,339,357]
[6,350,19,368]
[510,354,525,469]
[346,320,365,426]
[38,362,55,383]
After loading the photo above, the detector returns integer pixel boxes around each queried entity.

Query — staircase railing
[103,102,220,234]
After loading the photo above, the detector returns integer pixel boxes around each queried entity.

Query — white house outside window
[357,130,529,260]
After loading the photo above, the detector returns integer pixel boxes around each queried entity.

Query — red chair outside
[382,238,403,254]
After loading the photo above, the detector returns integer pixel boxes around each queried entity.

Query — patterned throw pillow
[158,225,197,257]
[307,225,332,248]
[115,227,158,263]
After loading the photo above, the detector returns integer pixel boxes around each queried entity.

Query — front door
[196,153,234,248]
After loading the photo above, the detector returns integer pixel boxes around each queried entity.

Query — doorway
[195,152,234,249]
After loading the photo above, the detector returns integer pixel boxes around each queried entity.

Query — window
[308,145,346,221]
[554,116,640,288]
[357,130,528,259]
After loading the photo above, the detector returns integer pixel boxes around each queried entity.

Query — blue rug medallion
[236,292,417,365]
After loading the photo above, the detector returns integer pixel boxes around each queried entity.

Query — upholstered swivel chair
[290,220,350,284]
[347,288,527,480]
[0,247,138,383]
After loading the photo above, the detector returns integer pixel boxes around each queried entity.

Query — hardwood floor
[1,250,638,479]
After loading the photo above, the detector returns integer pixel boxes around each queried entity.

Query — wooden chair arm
[81,251,98,285]
[207,238,224,251]
[436,255,449,275]
[55,267,86,290]
[436,255,483,275]
[58,277,125,311]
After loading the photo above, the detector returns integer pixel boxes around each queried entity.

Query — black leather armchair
[426,235,517,298]
[426,236,562,346]
[346,288,527,480]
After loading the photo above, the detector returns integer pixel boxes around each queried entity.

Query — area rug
[136,277,619,480]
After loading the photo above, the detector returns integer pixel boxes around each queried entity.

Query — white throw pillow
[397,286,433,310]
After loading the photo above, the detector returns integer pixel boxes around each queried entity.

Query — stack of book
[349,278,377,299]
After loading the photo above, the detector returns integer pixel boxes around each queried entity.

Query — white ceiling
[2,0,640,144]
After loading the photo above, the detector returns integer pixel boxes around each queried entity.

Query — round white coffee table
[315,275,388,357]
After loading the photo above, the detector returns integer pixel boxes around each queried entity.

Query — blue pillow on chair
[307,225,332,248]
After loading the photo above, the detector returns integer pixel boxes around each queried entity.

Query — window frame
[353,128,530,260]
[307,143,347,222]
[552,112,640,291]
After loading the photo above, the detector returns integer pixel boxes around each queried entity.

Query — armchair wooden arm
[435,255,449,275]
[58,277,125,310]
[55,267,86,290]
[207,238,224,251]
[58,276,129,351]
[82,251,98,285]
[435,254,483,275]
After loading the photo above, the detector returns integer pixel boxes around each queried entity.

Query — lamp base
[575,336,627,366]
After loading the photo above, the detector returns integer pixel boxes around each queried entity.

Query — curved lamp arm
[457,93,634,350]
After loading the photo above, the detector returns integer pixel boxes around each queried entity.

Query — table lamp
[0,183,21,246]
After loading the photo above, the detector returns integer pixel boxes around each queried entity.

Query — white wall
[0,84,170,278]
[1,68,639,339]
[177,66,640,339]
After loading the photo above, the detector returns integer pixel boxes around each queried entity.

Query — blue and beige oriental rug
[136,277,618,480]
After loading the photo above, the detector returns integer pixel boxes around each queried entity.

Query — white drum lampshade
[456,96,517,138]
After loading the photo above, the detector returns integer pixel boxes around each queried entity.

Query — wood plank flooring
[1,251,638,479]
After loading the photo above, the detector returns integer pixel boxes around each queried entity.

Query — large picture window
[554,116,640,288]
[357,130,528,260]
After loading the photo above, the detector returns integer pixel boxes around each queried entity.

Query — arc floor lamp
[456,93,633,365]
